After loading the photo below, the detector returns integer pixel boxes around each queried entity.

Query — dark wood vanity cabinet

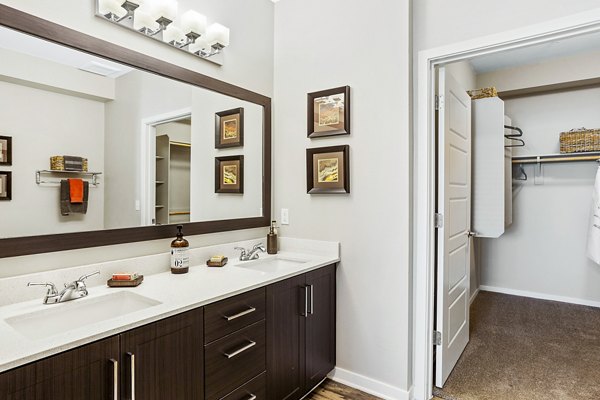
[0,265,336,400]
[120,308,204,400]
[0,336,120,400]
[266,264,336,400]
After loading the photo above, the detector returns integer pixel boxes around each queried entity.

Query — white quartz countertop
[0,238,339,373]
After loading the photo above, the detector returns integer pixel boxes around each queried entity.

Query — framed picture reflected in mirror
[0,171,12,201]
[0,135,12,166]
[215,108,244,148]
[215,155,244,194]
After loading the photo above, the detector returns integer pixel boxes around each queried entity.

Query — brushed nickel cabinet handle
[309,284,314,315]
[224,307,256,321]
[223,340,256,359]
[109,359,118,400]
[127,352,135,400]
[246,395,257,400]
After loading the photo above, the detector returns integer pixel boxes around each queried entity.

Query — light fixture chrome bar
[94,0,224,66]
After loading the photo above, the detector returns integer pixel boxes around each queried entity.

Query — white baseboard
[479,285,600,308]
[328,367,411,400]
[469,288,480,305]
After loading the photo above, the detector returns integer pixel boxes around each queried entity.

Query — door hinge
[435,94,444,111]
[433,330,442,346]
[434,213,444,229]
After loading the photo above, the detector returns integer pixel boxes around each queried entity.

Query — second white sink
[234,256,309,274]
[5,291,161,340]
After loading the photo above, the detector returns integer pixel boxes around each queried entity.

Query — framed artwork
[307,86,350,138]
[306,145,350,194]
[215,155,244,194]
[215,107,244,148]
[0,171,11,201]
[0,135,12,166]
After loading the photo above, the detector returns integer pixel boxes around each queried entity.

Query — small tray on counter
[206,257,228,267]
[107,275,144,287]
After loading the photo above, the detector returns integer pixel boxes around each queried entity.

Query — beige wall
[0,81,105,238]
[273,0,412,395]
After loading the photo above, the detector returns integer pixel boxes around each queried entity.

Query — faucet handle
[234,246,248,254]
[252,243,265,250]
[78,270,100,283]
[27,282,58,295]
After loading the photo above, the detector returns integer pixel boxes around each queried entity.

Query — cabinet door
[0,336,120,400]
[266,274,306,400]
[305,264,336,389]
[120,308,204,400]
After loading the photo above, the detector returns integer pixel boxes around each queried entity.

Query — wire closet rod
[512,152,600,165]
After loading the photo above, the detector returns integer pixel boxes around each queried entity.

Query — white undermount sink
[5,291,161,340]
[234,256,309,274]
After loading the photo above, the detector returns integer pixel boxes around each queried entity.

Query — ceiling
[0,26,133,78]
[469,30,600,74]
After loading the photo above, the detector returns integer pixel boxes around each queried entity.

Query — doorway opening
[414,11,600,400]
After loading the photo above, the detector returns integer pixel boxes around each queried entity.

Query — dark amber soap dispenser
[267,220,278,254]
[170,225,190,274]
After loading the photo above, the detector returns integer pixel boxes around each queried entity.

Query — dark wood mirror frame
[0,5,272,258]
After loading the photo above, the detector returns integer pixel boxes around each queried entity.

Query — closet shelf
[155,181,165,184]
[169,211,191,216]
[512,152,600,165]
[36,170,102,186]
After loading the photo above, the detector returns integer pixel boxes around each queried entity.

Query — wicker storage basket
[559,128,600,154]
[50,156,88,172]
[467,87,498,100]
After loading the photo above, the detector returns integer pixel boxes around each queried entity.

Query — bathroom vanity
[0,239,339,400]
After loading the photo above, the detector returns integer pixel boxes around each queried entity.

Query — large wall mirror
[0,6,271,258]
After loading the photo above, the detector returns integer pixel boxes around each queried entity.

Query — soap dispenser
[267,220,278,254]
[171,225,190,274]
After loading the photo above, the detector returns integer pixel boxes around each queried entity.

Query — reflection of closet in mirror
[155,118,191,225]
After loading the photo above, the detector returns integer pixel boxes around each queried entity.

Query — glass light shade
[99,0,127,17]
[206,23,230,47]
[151,0,178,21]
[181,10,207,35]
[133,8,159,30]
[189,38,209,54]
[163,24,185,43]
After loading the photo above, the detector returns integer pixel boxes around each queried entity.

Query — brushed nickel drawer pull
[224,307,257,321]
[246,395,257,400]
[309,284,314,315]
[303,285,309,317]
[127,352,136,400]
[109,359,118,400]
[224,340,256,359]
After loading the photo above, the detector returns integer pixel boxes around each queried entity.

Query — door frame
[413,9,600,400]
[140,107,192,226]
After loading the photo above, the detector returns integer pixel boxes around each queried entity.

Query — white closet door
[435,67,472,388]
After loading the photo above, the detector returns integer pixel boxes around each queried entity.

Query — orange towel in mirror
[69,178,84,203]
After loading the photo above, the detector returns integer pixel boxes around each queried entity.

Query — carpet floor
[434,291,600,400]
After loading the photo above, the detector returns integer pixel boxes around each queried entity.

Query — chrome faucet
[28,271,100,304]
[235,243,266,261]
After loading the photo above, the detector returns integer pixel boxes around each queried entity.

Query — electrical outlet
[281,208,289,225]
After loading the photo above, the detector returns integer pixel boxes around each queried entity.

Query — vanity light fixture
[95,0,230,63]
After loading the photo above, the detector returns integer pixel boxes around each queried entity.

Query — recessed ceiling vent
[78,61,121,77]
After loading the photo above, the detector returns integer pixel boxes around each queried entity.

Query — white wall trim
[139,107,192,226]
[329,367,411,400]
[413,8,600,400]
[469,288,480,305]
[479,285,600,309]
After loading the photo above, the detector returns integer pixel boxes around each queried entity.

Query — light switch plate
[281,208,289,225]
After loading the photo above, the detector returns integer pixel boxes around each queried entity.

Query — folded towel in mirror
[60,179,89,215]
[69,179,84,203]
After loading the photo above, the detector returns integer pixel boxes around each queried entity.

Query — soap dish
[206,257,228,267]
[107,275,144,287]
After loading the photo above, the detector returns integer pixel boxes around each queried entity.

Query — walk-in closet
[433,30,600,400]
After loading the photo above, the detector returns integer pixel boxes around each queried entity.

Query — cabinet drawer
[221,372,266,400]
[205,320,266,400]
[205,287,266,344]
